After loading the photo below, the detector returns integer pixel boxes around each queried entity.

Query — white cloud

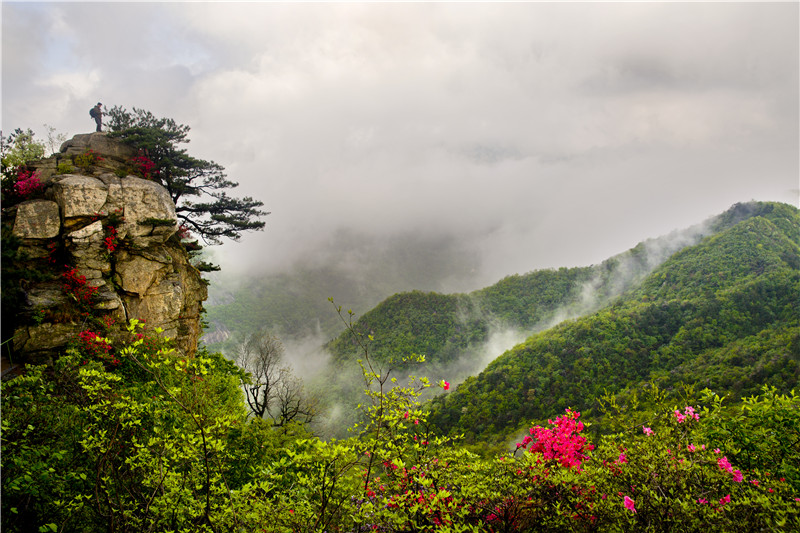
[2,2,797,288]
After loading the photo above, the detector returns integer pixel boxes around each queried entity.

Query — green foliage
[1,128,47,206]
[1,128,45,170]
[1,321,251,532]
[72,149,103,170]
[55,162,74,175]
[3,313,799,531]
[327,291,487,370]
[4,199,800,531]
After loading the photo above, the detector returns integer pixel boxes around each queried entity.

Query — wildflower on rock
[13,169,44,197]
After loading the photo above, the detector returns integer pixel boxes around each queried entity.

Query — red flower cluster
[13,169,44,197]
[62,268,99,304]
[104,225,119,252]
[177,223,192,240]
[519,408,594,469]
[131,155,156,179]
[78,330,116,363]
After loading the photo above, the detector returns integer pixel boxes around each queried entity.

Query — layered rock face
[6,133,207,360]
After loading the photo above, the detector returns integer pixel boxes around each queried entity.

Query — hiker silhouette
[90,102,103,132]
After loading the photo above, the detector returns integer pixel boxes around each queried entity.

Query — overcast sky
[3,2,798,290]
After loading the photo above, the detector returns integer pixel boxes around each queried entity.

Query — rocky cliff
[3,133,207,363]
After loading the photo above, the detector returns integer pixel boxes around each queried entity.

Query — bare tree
[236,330,316,427]
[273,368,318,428]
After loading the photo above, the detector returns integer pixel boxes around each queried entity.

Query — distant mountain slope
[426,202,800,444]
[325,267,596,372]
[326,202,793,376]
[201,232,482,355]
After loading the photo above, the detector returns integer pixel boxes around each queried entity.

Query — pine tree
[106,106,269,246]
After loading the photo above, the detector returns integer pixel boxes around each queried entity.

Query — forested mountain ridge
[325,202,795,378]
[201,233,482,354]
[426,202,799,444]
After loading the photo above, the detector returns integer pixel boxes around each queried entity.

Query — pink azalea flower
[697,498,708,504]
[718,457,733,473]
[618,453,628,464]
[443,380,450,391]
[643,426,654,436]
[719,494,731,506]
[750,479,759,486]
[733,470,743,483]
[674,410,686,423]
[684,406,699,421]
[687,444,696,452]
[623,496,636,513]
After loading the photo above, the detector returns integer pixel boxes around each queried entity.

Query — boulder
[12,200,60,239]
[52,175,109,221]
[120,177,178,244]
[59,132,137,163]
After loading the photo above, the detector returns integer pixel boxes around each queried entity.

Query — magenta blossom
[623,496,636,513]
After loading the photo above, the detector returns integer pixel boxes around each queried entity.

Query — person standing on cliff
[90,102,103,132]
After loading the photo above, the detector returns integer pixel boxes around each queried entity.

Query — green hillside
[201,233,482,355]
[326,202,794,373]
[325,267,596,371]
[427,202,800,444]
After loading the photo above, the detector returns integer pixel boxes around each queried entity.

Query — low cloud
[3,2,797,311]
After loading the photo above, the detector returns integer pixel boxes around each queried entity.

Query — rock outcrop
[5,133,207,361]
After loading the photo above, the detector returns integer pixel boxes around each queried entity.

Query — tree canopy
[106,106,269,246]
